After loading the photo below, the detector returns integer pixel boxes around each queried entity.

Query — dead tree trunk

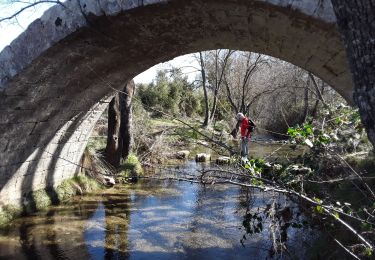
[331,0,375,150]
[106,80,135,168]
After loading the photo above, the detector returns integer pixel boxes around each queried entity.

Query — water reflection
[0,166,315,259]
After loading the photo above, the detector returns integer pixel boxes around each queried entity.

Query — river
[0,143,320,260]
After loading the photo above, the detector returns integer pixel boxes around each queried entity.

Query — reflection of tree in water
[103,193,131,259]
[2,204,94,260]
[188,183,236,234]
[18,222,40,260]
[188,183,207,233]
[238,189,310,258]
[237,186,254,212]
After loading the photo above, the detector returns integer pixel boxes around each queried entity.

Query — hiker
[231,112,255,159]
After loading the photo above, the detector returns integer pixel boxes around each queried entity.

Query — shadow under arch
[0,0,353,204]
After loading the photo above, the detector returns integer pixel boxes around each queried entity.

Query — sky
[0,1,199,84]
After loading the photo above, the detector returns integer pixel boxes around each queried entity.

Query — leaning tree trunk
[331,0,375,149]
[106,80,135,167]
[199,52,210,128]
[106,93,122,167]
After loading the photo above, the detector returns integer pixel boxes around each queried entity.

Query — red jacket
[240,117,250,137]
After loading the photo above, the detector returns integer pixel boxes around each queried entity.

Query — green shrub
[136,68,203,117]
[119,153,143,178]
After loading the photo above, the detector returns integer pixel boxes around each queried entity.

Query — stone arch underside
[0,0,352,205]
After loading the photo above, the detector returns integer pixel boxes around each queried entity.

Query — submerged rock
[195,153,211,162]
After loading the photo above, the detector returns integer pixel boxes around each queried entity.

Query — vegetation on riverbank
[118,153,144,182]
[206,104,374,258]
[87,50,374,258]
[0,174,103,228]
[126,97,374,258]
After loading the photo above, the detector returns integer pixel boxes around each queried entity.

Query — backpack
[248,119,256,133]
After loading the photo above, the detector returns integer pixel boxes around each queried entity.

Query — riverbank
[0,174,103,228]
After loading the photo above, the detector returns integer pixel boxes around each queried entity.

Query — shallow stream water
[0,143,316,259]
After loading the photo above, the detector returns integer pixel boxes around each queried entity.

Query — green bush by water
[119,153,143,179]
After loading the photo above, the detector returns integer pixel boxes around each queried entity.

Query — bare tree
[0,0,62,24]
[196,51,210,127]
[194,50,235,127]
[309,72,328,119]
[223,52,270,115]
[206,49,235,122]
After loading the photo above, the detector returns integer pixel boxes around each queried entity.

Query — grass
[87,136,107,151]
[150,118,178,128]
[213,120,230,132]
[118,153,144,180]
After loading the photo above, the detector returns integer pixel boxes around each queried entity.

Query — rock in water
[104,176,116,186]
[197,140,209,146]
[216,156,231,165]
[176,150,190,159]
[195,153,211,162]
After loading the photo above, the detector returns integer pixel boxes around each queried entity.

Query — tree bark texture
[106,80,135,168]
[120,80,135,160]
[331,0,375,149]
[106,93,122,167]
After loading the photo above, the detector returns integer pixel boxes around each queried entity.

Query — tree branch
[0,0,64,23]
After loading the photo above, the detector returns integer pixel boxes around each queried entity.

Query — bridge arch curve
[0,0,351,204]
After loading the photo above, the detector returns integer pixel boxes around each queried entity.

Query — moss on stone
[74,175,103,192]
[0,174,103,228]
[32,189,53,211]
[55,179,78,202]
[0,205,23,228]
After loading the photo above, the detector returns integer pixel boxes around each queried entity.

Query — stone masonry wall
[0,0,352,206]
[0,97,111,204]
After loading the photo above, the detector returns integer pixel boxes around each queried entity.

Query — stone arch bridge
[0,0,352,205]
